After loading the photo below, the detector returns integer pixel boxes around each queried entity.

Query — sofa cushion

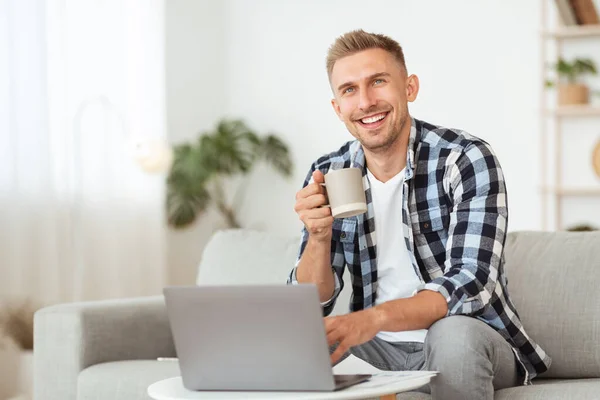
[78,360,179,400]
[495,378,600,399]
[197,229,299,286]
[503,231,600,379]
[196,229,353,315]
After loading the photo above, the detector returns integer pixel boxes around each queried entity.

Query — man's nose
[358,87,377,111]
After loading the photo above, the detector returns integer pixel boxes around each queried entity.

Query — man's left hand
[325,308,382,365]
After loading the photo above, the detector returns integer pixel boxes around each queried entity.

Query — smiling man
[287,30,551,399]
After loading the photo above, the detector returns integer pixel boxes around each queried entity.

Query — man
[287,30,551,400]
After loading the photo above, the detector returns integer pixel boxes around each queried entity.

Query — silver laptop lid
[163,284,336,391]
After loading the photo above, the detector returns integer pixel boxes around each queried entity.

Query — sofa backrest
[503,231,600,379]
[196,229,352,315]
[197,229,299,286]
[198,229,600,379]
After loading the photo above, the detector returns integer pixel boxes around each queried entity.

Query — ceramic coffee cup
[321,168,367,218]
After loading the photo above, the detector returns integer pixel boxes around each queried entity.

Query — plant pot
[558,83,590,105]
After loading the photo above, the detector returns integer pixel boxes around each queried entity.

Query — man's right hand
[294,170,334,243]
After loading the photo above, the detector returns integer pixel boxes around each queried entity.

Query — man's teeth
[361,113,386,124]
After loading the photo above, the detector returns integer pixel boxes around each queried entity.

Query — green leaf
[200,119,260,175]
[166,170,211,228]
[553,57,598,83]
[170,142,211,182]
[259,135,293,177]
[556,57,576,83]
[574,58,597,75]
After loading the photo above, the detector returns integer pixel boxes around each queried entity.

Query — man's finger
[324,316,340,333]
[312,170,325,185]
[326,328,345,346]
[296,181,325,200]
[302,206,332,220]
[297,207,332,224]
[330,340,349,365]
[298,194,328,210]
[305,216,334,232]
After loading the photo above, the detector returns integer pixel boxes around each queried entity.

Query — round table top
[147,371,436,400]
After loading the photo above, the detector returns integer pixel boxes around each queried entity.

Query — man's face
[330,48,419,153]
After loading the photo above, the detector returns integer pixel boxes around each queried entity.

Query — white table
[147,371,436,400]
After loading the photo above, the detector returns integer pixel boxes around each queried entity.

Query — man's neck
[364,120,411,183]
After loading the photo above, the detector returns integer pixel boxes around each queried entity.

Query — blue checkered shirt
[288,117,551,384]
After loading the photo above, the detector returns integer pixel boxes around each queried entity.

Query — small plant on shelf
[546,57,598,105]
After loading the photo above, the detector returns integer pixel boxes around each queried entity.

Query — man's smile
[356,111,390,129]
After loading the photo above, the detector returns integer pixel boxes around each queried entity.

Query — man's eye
[344,87,355,94]
[374,79,384,85]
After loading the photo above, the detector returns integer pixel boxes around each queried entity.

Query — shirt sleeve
[287,162,346,316]
[416,141,508,316]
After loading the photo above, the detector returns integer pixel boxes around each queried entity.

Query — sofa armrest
[34,295,175,400]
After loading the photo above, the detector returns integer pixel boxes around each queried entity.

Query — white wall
[166,0,600,284]
[165,0,229,285]
[225,0,543,236]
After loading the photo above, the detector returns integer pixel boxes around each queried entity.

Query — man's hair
[326,29,407,79]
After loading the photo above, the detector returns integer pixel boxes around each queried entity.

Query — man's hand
[325,308,382,365]
[294,170,334,243]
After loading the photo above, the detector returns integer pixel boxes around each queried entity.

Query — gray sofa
[34,230,600,399]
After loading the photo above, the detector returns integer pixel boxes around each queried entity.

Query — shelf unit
[542,186,600,196]
[540,2,600,230]
[543,24,600,38]
[550,105,600,117]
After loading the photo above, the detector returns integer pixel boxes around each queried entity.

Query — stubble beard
[352,112,407,154]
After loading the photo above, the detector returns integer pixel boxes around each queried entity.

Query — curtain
[0,0,167,305]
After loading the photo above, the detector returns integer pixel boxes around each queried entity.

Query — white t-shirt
[367,168,427,343]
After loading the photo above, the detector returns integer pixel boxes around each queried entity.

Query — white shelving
[542,186,600,196]
[550,105,600,117]
[543,24,600,38]
[540,2,600,230]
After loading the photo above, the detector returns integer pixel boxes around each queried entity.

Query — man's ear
[406,74,420,103]
[331,98,344,121]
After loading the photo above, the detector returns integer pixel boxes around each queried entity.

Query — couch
[34,230,600,399]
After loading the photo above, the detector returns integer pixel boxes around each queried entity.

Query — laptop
[163,284,371,392]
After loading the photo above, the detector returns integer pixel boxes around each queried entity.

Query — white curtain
[0,0,167,305]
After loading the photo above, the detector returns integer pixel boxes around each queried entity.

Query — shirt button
[423,223,430,229]
[341,232,347,239]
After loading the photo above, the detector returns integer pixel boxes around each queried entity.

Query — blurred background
[0,2,599,392]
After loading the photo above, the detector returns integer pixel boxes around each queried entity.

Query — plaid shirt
[288,117,551,384]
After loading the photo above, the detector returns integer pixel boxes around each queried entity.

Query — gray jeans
[336,315,520,400]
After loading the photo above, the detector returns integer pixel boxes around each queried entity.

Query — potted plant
[166,119,293,228]
[546,57,598,105]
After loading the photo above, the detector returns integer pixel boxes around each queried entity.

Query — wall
[224,0,544,237]
[165,0,229,285]
[165,0,560,284]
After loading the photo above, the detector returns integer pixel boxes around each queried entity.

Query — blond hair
[326,29,407,79]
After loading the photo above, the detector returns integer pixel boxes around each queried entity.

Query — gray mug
[322,168,367,219]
